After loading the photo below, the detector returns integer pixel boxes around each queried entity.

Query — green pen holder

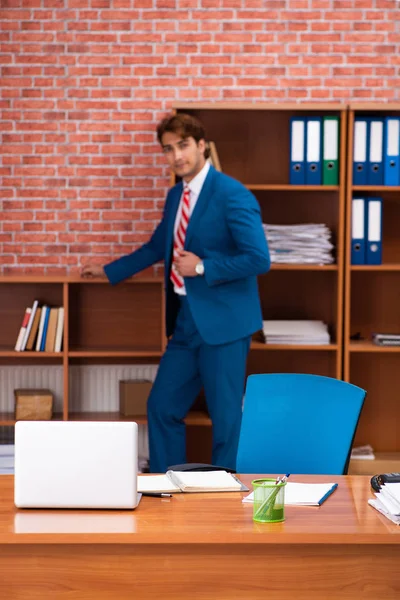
[252,478,287,523]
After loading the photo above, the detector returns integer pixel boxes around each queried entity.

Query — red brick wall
[1,0,399,273]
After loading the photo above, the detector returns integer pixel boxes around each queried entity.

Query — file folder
[368,118,384,186]
[366,197,382,265]
[384,117,400,186]
[351,198,366,265]
[322,116,339,186]
[289,117,305,184]
[353,118,368,185]
[305,117,322,185]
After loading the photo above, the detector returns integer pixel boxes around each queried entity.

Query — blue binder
[305,117,322,185]
[367,118,384,186]
[366,197,382,265]
[351,198,366,265]
[289,117,306,184]
[353,118,369,185]
[383,117,400,186]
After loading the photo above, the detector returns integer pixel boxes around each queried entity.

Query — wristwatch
[195,261,205,276]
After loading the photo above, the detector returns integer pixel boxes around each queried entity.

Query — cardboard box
[14,389,53,421]
[119,380,152,417]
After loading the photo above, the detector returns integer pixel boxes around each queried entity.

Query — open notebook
[243,482,338,506]
[138,470,246,493]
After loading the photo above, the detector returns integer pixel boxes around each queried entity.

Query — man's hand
[80,263,106,279]
[174,250,200,277]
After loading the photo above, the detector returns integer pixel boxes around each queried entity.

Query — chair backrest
[236,373,366,475]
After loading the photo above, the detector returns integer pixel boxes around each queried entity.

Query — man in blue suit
[82,113,270,472]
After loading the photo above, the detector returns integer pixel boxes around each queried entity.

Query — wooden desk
[0,475,399,599]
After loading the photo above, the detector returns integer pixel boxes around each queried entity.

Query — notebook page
[368,498,400,525]
[375,491,400,517]
[168,470,242,492]
[242,482,337,505]
[381,483,400,514]
[137,474,181,493]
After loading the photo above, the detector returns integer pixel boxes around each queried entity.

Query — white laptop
[14,421,139,510]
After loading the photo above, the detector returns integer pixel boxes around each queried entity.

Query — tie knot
[183,183,190,195]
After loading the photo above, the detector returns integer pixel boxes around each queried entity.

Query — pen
[141,492,173,498]
[275,473,290,485]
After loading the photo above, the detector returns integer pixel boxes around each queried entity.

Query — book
[138,470,244,494]
[39,306,51,352]
[25,307,42,351]
[20,300,39,351]
[14,307,32,352]
[54,307,64,352]
[45,307,59,352]
[242,482,338,506]
[35,305,48,351]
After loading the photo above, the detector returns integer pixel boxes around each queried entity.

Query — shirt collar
[185,161,210,198]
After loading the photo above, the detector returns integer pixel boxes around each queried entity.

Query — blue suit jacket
[104,166,270,345]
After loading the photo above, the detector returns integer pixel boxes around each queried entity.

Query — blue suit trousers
[147,295,251,473]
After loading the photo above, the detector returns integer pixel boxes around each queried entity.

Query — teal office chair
[236,373,366,475]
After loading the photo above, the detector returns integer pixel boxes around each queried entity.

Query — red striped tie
[170,184,190,289]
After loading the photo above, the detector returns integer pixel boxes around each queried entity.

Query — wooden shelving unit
[0,276,165,426]
[344,103,400,474]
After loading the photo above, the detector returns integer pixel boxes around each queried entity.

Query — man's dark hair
[157,113,210,159]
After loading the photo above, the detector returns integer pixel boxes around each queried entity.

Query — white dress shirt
[172,161,210,295]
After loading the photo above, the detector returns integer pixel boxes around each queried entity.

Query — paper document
[138,474,180,494]
[350,444,375,460]
[262,320,330,345]
[138,470,244,493]
[263,223,334,265]
[243,482,338,506]
[368,483,400,525]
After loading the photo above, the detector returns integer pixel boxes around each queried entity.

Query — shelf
[0,411,212,427]
[349,103,400,112]
[0,414,64,426]
[68,411,212,427]
[246,184,339,191]
[251,341,338,351]
[68,350,163,358]
[352,186,400,192]
[0,351,63,358]
[348,452,400,476]
[350,264,400,271]
[270,264,337,271]
[173,102,346,111]
[348,341,400,353]
[0,275,162,284]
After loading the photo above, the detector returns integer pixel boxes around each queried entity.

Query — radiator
[0,364,158,460]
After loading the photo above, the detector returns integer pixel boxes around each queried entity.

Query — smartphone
[370,472,400,492]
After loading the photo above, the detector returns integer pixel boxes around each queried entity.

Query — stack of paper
[369,483,400,525]
[0,444,14,475]
[262,320,331,345]
[372,333,400,347]
[243,482,338,506]
[263,223,334,265]
[350,444,375,460]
